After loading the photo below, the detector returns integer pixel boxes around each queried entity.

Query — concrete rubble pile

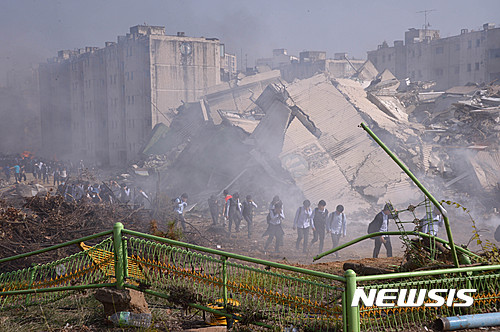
[400,83,500,209]
[141,70,430,217]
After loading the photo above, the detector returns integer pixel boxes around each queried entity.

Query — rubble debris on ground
[0,194,153,272]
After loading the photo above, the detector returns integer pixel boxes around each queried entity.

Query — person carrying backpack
[369,203,397,258]
[264,201,285,253]
[311,200,330,254]
[226,192,242,233]
[242,195,258,238]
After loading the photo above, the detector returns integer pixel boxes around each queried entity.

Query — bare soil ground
[0,181,499,331]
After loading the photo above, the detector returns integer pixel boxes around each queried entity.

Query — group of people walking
[291,199,346,256]
[207,190,258,238]
[1,157,71,186]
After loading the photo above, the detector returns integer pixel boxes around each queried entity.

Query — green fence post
[26,264,37,305]
[342,290,348,332]
[221,256,228,307]
[345,269,360,332]
[113,222,124,289]
[122,237,128,282]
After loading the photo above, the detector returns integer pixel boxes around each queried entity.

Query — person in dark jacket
[226,192,242,233]
[208,194,219,225]
[311,200,329,254]
[372,204,397,258]
[242,195,258,238]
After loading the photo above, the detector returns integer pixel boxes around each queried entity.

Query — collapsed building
[139,67,433,216]
[136,55,500,218]
[402,83,500,209]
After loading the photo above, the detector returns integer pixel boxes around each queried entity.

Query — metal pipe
[359,122,460,268]
[345,269,360,332]
[0,229,113,264]
[0,283,116,296]
[436,313,500,330]
[313,231,481,261]
[113,222,124,289]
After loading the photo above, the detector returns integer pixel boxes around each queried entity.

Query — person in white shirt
[293,200,314,253]
[419,206,446,253]
[174,193,189,231]
[327,205,346,258]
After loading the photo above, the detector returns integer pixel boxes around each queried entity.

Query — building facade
[280,51,365,82]
[367,24,500,90]
[39,26,221,165]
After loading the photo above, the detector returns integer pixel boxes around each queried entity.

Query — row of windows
[409,62,482,78]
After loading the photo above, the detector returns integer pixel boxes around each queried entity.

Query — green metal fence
[0,230,114,310]
[353,265,500,331]
[1,223,500,331]
[122,226,346,330]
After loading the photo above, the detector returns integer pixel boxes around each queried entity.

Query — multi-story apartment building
[220,50,237,81]
[367,23,500,90]
[39,25,221,165]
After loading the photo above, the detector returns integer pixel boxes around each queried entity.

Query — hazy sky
[2,0,499,82]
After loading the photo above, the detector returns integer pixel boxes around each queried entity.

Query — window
[489,48,500,59]
[468,40,472,49]
[131,95,135,104]
[127,96,130,105]
[467,63,472,72]
[455,44,460,51]
[382,55,386,63]
[130,71,133,80]
[475,62,480,70]
[388,54,392,61]
[435,47,444,54]
[476,39,480,47]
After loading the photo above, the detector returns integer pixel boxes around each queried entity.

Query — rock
[94,288,150,317]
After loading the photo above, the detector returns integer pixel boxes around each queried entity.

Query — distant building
[279,50,365,82]
[39,25,221,165]
[220,48,237,81]
[0,65,41,153]
[367,24,500,90]
[255,49,298,70]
